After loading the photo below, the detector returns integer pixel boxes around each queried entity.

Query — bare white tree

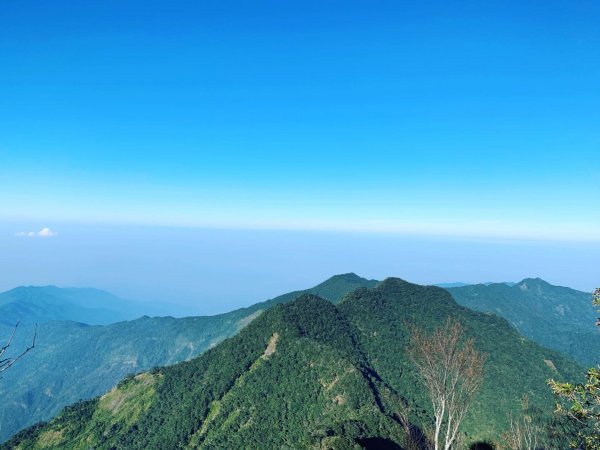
[0,322,37,374]
[407,318,486,450]
[503,395,544,450]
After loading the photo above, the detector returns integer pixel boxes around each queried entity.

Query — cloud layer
[15,227,58,238]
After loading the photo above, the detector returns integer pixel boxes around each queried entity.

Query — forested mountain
[0,274,375,443]
[448,278,598,366]
[4,279,581,449]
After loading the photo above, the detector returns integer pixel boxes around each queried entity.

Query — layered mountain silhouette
[0,274,376,442]
[0,286,182,327]
[448,278,598,366]
[3,278,581,448]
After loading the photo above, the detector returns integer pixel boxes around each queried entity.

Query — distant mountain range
[3,279,581,449]
[0,274,594,445]
[0,285,183,327]
[0,274,376,442]
[435,281,516,288]
[447,278,598,366]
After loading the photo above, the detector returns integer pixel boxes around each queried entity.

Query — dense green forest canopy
[3,279,582,449]
[0,273,375,442]
[448,279,598,366]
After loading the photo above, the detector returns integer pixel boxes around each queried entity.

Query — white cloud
[15,227,58,238]
[38,227,58,237]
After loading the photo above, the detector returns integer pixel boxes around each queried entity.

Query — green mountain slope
[0,274,375,443]
[4,295,408,450]
[4,279,582,449]
[448,278,599,366]
[339,278,582,441]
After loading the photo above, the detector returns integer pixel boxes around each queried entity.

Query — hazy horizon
[2,222,597,315]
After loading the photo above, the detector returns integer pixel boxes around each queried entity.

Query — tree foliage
[548,288,600,449]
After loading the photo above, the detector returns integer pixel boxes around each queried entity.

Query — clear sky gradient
[1,1,598,308]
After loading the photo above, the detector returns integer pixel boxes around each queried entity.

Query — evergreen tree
[549,288,600,449]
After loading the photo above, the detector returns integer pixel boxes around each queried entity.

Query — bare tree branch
[0,322,37,374]
[503,395,544,450]
[407,317,486,450]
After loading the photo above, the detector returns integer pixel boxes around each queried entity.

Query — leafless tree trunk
[407,318,486,450]
[503,395,544,450]
[0,322,36,374]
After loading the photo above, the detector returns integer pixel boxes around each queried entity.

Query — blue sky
[0,1,598,307]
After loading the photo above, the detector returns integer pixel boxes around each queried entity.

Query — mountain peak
[322,273,368,284]
[308,273,378,304]
[515,278,552,291]
[518,277,548,284]
[376,276,417,291]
